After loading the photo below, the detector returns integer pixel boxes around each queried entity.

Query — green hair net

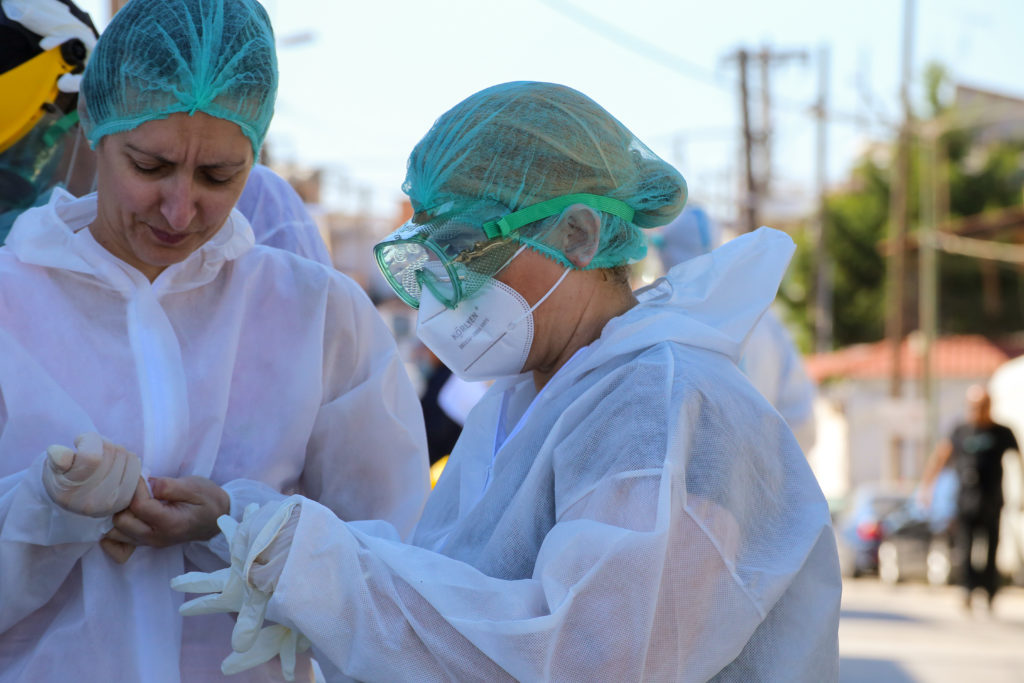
[403,81,687,269]
[79,0,277,158]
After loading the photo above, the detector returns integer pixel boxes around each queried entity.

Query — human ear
[560,204,601,268]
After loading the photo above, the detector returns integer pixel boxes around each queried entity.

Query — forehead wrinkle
[123,141,249,169]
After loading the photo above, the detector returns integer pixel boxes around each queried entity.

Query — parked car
[835,484,913,578]
[876,469,958,586]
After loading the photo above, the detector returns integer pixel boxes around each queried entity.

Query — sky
[75,0,1024,223]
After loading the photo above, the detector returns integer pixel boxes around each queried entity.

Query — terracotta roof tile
[804,334,1019,383]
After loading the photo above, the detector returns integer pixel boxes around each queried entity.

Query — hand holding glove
[171,497,308,680]
[100,475,231,564]
[42,432,142,518]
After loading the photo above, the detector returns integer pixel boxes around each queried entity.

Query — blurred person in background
[235,163,331,266]
[921,384,1021,611]
[0,1,428,680]
[175,81,840,682]
[741,318,817,453]
[652,204,818,454]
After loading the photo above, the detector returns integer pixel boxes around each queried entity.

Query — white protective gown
[259,227,841,682]
[237,164,333,267]
[739,307,818,454]
[0,190,430,682]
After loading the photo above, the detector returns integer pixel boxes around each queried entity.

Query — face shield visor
[0,105,92,234]
[374,193,635,309]
[0,36,91,241]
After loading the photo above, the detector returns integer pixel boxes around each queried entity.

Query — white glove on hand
[41,432,141,518]
[171,497,307,681]
[172,512,249,616]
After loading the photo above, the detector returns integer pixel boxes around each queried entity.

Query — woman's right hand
[108,475,230,545]
[101,475,231,564]
[41,432,142,518]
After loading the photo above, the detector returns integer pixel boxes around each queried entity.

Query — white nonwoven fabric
[253,227,841,681]
[237,164,333,267]
[0,189,429,682]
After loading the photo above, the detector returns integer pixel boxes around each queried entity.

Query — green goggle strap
[481,193,635,239]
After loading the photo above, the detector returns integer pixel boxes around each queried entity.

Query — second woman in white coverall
[178,80,841,682]
[654,205,819,454]
[0,1,428,681]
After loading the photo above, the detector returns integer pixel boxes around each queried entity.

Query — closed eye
[202,172,233,185]
[133,162,162,175]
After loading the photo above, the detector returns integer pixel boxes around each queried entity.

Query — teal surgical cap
[79,0,277,158]
[403,81,687,269]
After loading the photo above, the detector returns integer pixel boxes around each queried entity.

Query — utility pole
[812,45,832,353]
[736,49,758,233]
[759,46,773,198]
[885,0,915,481]
[918,124,939,474]
[725,46,808,233]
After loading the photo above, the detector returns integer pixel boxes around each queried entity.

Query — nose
[160,174,198,231]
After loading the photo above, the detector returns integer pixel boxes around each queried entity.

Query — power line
[538,0,729,91]
[540,0,889,136]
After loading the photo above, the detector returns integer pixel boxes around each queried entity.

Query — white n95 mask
[416,267,571,382]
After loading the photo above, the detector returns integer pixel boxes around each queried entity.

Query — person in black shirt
[922,385,1021,610]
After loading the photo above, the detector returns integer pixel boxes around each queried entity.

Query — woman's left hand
[101,475,231,563]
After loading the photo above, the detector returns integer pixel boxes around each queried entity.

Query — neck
[88,222,164,282]
[531,273,636,390]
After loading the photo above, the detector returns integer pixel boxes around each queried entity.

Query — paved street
[840,577,1024,682]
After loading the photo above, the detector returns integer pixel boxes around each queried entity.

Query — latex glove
[233,499,302,653]
[41,432,141,518]
[100,479,150,563]
[248,504,301,593]
[221,624,311,681]
[56,73,83,93]
[3,0,98,51]
[227,500,306,681]
[172,498,307,680]
[4,0,96,93]
[172,509,253,617]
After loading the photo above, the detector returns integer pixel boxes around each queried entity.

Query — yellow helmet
[0,0,96,240]
[0,40,84,154]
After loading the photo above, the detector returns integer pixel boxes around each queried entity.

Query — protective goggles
[374,193,634,309]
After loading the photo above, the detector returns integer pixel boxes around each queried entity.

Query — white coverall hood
[5,187,255,291]
[258,227,841,682]
[602,225,793,365]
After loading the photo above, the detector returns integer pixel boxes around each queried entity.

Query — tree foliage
[779,63,1024,352]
